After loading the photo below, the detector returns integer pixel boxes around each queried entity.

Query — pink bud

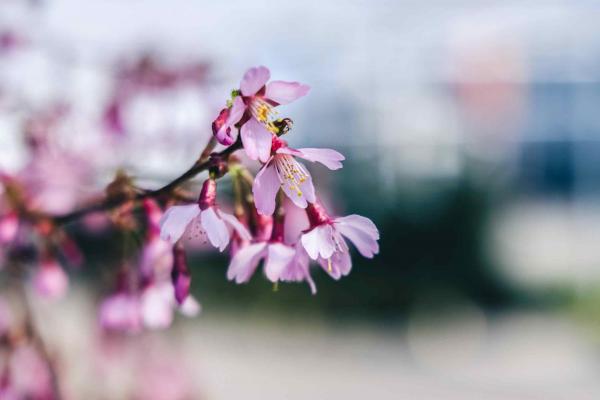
[171,244,191,304]
[211,107,234,145]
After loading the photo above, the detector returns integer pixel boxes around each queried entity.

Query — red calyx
[197,179,217,210]
[305,201,331,228]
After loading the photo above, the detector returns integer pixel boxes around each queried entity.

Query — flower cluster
[161,66,379,295]
[0,65,379,335]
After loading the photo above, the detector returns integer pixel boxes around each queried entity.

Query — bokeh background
[3,0,600,399]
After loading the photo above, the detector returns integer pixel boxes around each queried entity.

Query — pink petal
[264,243,296,282]
[159,205,200,244]
[334,215,380,258]
[228,95,246,125]
[140,237,173,280]
[335,214,379,238]
[253,162,279,216]
[200,208,230,252]
[319,250,352,280]
[141,283,174,329]
[279,161,315,209]
[265,80,310,105]
[240,118,273,162]
[283,198,310,245]
[219,211,252,241]
[288,147,345,170]
[301,225,335,260]
[227,243,267,283]
[240,66,271,96]
[280,244,317,294]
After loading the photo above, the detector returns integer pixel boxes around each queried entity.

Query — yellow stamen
[327,258,332,273]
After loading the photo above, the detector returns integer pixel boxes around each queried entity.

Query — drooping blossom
[227,212,316,293]
[32,258,69,300]
[160,178,251,251]
[212,66,310,162]
[253,136,344,215]
[300,202,379,279]
[99,292,142,334]
[4,344,54,399]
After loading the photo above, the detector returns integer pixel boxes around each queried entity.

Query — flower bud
[171,244,191,304]
[211,107,234,145]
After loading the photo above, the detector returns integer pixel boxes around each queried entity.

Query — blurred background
[2,0,600,399]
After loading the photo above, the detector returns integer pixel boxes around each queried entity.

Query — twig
[52,139,241,225]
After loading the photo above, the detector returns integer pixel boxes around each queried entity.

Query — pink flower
[212,66,310,162]
[159,179,251,251]
[140,283,175,329]
[300,202,379,279]
[99,293,142,334]
[32,259,69,300]
[227,215,316,293]
[253,137,344,216]
[8,344,54,399]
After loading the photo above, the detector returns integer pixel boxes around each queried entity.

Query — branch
[52,139,242,225]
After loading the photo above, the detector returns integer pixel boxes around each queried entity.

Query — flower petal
[219,211,252,241]
[228,95,246,125]
[240,66,271,96]
[200,208,230,252]
[335,214,379,238]
[282,198,310,244]
[141,283,174,329]
[287,147,345,170]
[280,245,317,294]
[264,243,296,282]
[159,205,200,244]
[319,250,352,280]
[265,80,310,105]
[301,225,335,260]
[253,162,279,216]
[240,118,273,162]
[334,215,380,258]
[227,243,267,283]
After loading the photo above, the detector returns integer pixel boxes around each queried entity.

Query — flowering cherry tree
[0,18,382,392]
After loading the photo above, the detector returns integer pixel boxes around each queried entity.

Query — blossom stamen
[274,155,309,197]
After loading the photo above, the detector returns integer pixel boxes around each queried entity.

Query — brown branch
[52,139,242,225]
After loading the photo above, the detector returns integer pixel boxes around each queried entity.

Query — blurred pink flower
[212,65,310,162]
[301,202,379,279]
[140,283,174,329]
[160,179,251,251]
[253,137,344,215]
[19,146,93,215]
[8,345,53,399]
[99,293,142,334]
[32,259,69,300]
